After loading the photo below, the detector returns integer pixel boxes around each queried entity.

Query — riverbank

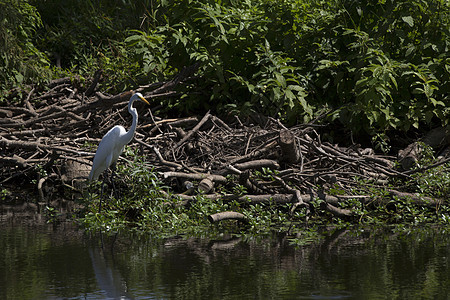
[1,80,449,238]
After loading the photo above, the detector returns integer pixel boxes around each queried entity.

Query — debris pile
[0,74,447,219]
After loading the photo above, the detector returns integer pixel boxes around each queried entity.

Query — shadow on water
[0,199,449,299]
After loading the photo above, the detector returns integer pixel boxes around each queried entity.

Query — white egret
[89,92,150,182]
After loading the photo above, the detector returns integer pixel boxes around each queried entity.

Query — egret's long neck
[122,99,138,144]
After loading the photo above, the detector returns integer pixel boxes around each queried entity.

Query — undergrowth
[79,148,450,244]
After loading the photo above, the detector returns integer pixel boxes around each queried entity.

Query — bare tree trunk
[279,129,300,163]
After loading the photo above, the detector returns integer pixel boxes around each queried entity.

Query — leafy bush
[293,0,450,135]
[0,0,50,94]
[144,0,449,133]
[2,0,449,140]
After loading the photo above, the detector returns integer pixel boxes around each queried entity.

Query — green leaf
[287,85,305,92]
[367,111,376,125]
[402,16,414,27]
[299,97,312,116]
[246,83,255,93]
[285,89,295,101]
[425,111,433,123]
[430,98,445,107]
[272,87,281,100]
[412,88,424,94]
[380,107,390,117]
[388,73,398,89]
[405,46,415,57]
[275,73,286,88]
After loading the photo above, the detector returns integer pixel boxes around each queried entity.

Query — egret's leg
[110,164,119,199]
[98,171,108,213]
[98,165,118,212]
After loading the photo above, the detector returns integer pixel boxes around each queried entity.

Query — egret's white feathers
[88,93,148,181]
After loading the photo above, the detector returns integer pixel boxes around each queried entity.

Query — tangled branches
[0,72,447,221]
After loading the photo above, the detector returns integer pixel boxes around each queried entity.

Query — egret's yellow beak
[139,95,150,105]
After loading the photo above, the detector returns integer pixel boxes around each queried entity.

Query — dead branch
[0,136,94,156]
[163,171,227,184]
[0,154,28,168]
[174,110,211,150]
[233,159,280,171]
[388,190,443,207]
[320,202,353,218]
[208,211,247,223]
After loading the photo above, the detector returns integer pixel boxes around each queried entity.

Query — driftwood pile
[1,74,448,221]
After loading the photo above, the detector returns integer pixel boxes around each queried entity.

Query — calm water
[0,217,448,299]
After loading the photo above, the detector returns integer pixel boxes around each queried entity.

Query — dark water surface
[0,217,448,299]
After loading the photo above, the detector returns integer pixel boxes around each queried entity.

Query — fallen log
[388,190,443,207]
[320,202,353,218]
[198,177,215,193]
[233,159,280,171]
[0,108,13,117]
[224,139,278,167]
[208,211,247,223]
[0,154,28,168]
[398,126,450,170]
[0,136,94,156]
[163,171,227,184]
[173,193,345,205]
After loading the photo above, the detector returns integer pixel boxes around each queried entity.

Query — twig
[135,138,182,169]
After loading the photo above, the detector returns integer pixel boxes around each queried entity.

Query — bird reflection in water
[89,239,134,300]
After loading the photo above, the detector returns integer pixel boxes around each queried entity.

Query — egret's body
[89,92,149,181]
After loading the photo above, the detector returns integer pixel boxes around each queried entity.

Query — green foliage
[30,0,154,68]
[125,29,169,76]
[2,0,450,139]
[80,148,450,240]
[336,160,450,227]
[0,188,9,201]
[297,0,450,136]
[81,154,295,237]
[82,156,173,234]
[167,0,313,121]
[408,144,450,199]
[82,153,230,236]
[0,0,50,94]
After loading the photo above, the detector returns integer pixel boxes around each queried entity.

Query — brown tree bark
[279,129,300,163]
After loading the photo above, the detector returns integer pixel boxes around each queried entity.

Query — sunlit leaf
[402,16,414,27]
[275,72,286,88]
[285,89,295,101]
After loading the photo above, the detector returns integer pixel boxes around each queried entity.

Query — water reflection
[89,241,134,299]
[0,219,448,299]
